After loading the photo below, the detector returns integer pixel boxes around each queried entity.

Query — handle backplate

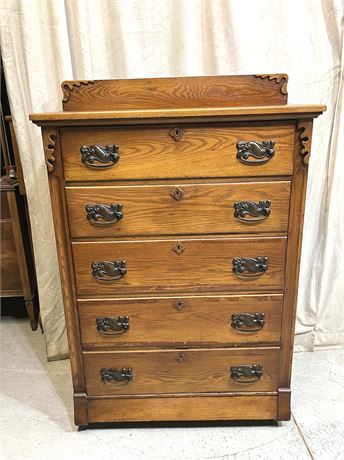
[231,312,265,332]
[80,144,119,169]
[100,367,133,386]
[232,257,268,277]
[234,200,271,223]
[230,364,263,383]
[236,140,275,164]
[91,260,127,282]
[86,204,123,225]
[96,316,130,335]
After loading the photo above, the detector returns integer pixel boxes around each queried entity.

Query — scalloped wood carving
[62,80,95,103]
[43,128,58,173]
[297,120,313,165]
[254,74,288,95]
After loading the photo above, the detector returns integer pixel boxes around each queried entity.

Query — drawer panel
[79,294,283,349]
[66,181,291,237]
[61,123,295,181]
[72,237,287,296]
[84,348,279,395]
[87,395,278,422]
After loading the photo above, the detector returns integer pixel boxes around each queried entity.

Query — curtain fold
[1,0,343,359]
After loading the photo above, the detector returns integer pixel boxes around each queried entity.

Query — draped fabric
[1,0,343,359]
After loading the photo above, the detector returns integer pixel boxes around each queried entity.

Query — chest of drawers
[31,75,325,426]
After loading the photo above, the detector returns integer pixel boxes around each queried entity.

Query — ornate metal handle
[234,201,271,223]
[231,312,265,332]
[86,204,123,225]
[230,364,263,383]
[236,140,275,164]
[96,316,130,335]
[91,260,127,282]
[80,144,119,169]
[100,367,133,386]
[232,257,268,277]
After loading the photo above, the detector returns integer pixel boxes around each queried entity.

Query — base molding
[277,388,291,420]
[82,394,277,424]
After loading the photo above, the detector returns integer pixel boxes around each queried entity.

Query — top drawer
[60,123,295,181]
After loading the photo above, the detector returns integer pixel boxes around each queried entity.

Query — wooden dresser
[30,75,325,426]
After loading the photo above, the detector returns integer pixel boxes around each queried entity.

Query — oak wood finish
[87,395,278,422]
[61,123,295,181]
[61,75,288,112]
[0,176,37,329]
[41,128,85,392]
[66,181,290,237]
[84,347,279,395]
[31,75,325,426]
[72,237,287,296]
[29,105,325,127]
[79,294,283,349]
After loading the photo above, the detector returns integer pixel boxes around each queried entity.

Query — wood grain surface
[66,181,291,237]
[79,294,283,349]
[87,394,278,422]
[72,236,287,296]
[61,75,288,112]
[61,123,295,181]
[30,105,326,127]
[83,347,279,395]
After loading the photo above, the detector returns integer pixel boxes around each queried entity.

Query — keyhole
[174,299,185,311]
[171,187,184,201]
[176,352,186,363]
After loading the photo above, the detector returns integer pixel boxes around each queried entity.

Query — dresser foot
[74,393,88,426]
[277,388,291,420]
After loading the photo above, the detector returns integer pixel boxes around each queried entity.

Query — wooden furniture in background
[30,75,325,425]
[0,176,38,330]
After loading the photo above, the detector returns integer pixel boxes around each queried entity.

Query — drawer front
[84,348,279,395]
[79,294,283,348]
[61,123,295,181]
[87,395,278,422]
[66,181,291,238]
[72,237,286,296]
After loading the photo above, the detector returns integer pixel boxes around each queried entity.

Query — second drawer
[66,181,291,237]
[79,294,283,349]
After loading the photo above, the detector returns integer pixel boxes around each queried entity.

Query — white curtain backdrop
[1,0,343,360]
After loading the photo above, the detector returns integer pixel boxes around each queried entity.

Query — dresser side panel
[42,127,85,393]
[278,119,313,417]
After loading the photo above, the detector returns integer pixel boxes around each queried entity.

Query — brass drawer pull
[100,367,133,386]
[233,257,268,277]
[96,316,130,335]
[234,200,271,223]
[91,260,127,282]
[86,204,123,225]
[236,140,275,164]
[80,144,119,169]
[231,312,265,332]
[230,364,263,383]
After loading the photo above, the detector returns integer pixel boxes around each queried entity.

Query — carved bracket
[297,120,313,165]
[42,128,58,173]
[254,74,288,96]
[62,80,95,103]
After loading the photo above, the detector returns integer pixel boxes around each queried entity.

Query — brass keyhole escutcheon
[169,127,185,141]
[173,299,186,311]
[176,352,186,363]
[171,187,185,201]
[173,242,185,255]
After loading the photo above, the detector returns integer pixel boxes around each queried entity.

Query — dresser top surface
[30,104,326,126]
